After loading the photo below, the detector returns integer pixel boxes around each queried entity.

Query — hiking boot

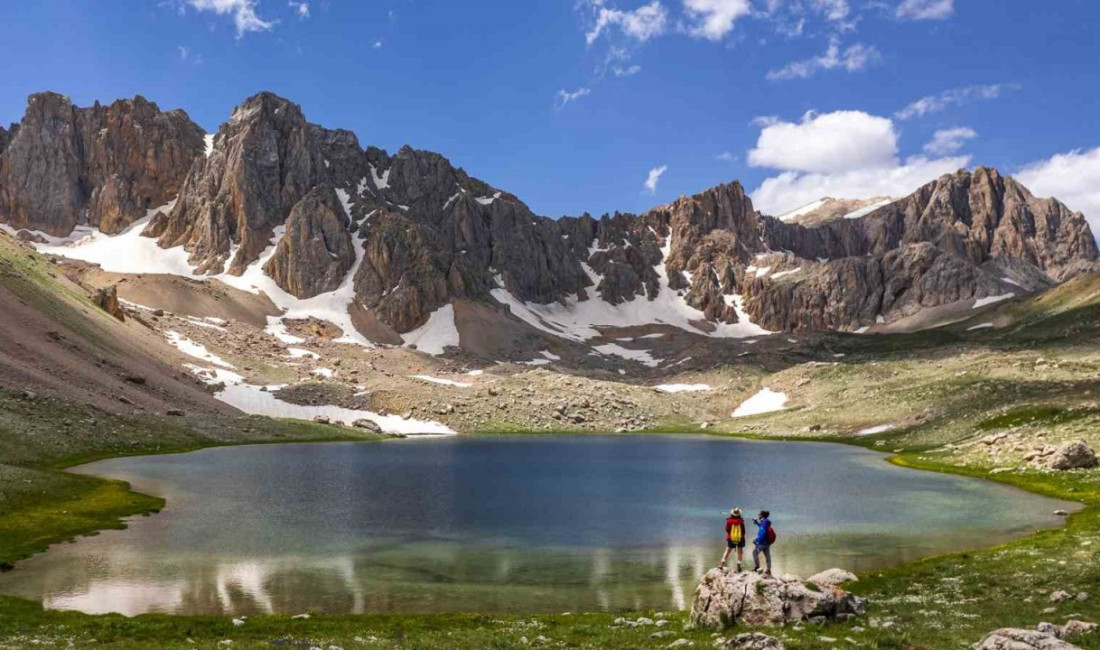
[717,561,725,570]
[735,563,743,573]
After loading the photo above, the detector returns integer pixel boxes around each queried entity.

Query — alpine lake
[0,435,1077,616]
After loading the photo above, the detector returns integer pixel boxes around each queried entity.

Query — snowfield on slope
[187,366,455,435]
[731,388,788,417]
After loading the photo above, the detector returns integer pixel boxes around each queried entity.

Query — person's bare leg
[719,546,731,568]
[735,547,743,572]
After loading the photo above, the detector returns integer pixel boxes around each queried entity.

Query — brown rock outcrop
[263,185,356,298]
[0,92,203,236]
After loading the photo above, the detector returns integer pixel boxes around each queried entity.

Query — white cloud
[752,155,967,216]
[1016,146,1100,232]
[554,87,591,110]
[895,84,1012,120]
[586,1,669,45]
[644,165,668,193]
[923,127,977,156]
[748,110,898,174]
[613,64,643,77]
[185,0,275,36]
[811,0,849,22]
[682,0,752,41]
[716,151,737,162]
[288,1,309,19]
[766,38,879,80]
[747,109,967,215]
[896,0,954,20]
[178,45,190,60]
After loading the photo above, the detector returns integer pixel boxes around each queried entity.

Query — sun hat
[730,508,742,516]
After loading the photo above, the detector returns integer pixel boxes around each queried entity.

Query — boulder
[719,632,785,649]
[352,418,383,433]
[688,569,865,630]
[312,415,331,424]
[1060,620,1098,638]
[973,628,1082,649]
[806,568,858,586]
[1044,440,1098,471]
[95,284,125,321]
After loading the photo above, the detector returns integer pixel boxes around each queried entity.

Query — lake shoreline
[0,424,1095,648]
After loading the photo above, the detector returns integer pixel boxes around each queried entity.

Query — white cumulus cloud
[681,0,753,41]
[586,1,669,45]
[923,127,977,156]
[1016,146,1100,234]
[644,165,668,193]
[747,109,968,216]
[896,0,954,20]
[185,0,275,36]
[766,38,880,80]
[748,110,898,174]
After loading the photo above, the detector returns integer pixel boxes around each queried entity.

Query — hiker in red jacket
[718,508,746,571]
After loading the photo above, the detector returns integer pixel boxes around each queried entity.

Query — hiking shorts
[727,539,745,549]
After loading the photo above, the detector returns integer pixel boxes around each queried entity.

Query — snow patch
[654,383,711,393]
[164,331,235,369]
[973,293,1015,309]
[778,198,828,222]
[411,375,472,388]
[843,198,895,219]
[592,343,661,368]
[731,388,788,418]
[312,367,334,378]
[967,322,994,331]
[401,304,460,356]
[286,348,320,360]
[856,424,895,436]
[370,164,390,190]
[203,134,215,157]
[187,366,454,435]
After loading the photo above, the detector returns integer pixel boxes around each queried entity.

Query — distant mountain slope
[0,90,1096,353]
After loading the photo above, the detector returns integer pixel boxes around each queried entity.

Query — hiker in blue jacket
[752,510,774,576]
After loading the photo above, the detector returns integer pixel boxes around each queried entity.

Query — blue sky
[2,0,1099,226]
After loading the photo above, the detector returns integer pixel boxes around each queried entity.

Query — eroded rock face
[155,92,364,274]
[0,92,203,236]
[4,90,1099,340]
[263,185,356,298]
[688,569,865,630]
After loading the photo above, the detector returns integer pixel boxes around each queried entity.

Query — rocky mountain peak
[2,90,1098,346]
[0,91,204,236]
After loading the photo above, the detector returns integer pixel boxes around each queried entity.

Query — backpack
[729,519,743,543]
[765,523,777,545]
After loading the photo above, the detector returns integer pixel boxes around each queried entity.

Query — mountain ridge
[0,90,1096,351]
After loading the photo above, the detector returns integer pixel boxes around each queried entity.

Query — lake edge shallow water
[0,434,1080,616]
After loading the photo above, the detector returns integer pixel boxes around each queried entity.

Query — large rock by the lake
[973,628,1082,649]
[1045,439,1098,471]
[688,569,865,630]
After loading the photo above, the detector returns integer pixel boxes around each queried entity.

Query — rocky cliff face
[0,92,204,236]
[263,184,356,298]
[3,90,1097,341]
